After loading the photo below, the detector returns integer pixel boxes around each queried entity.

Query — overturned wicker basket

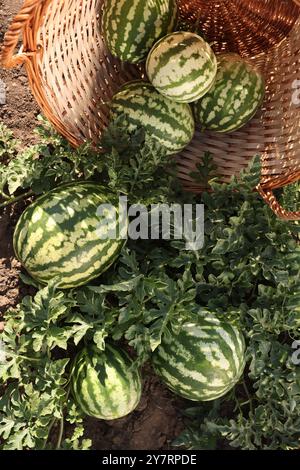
[1,0,300,220]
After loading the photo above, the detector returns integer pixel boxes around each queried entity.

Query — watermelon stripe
[83,369,103,415]
[25,238,117,274]
[156,343,226,391]
[113,81,193,123]
[211,69,258,129]
[92,345,130,416]
[152,318,245,402]
[112,101,191,149]
[113,0,138,55]
[202,62,246,125]
[25,252,120,290]
[112,90,193,135]
[104,345,141,417]
[72,356,95,415]
[111,81,195,155]
[149,35,201,79]
[215,325,244,375]
[146,32,217,103]
[160,328,236,387]
[71,344,142,420]
[194,53,265,133]
[102,0,177,64]
[13,183,127,289]
[159,74,215,103]
[121,0,155,58]
[112,97,192,138]
[19,215,121,264]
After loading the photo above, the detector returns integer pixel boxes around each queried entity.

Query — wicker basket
[1,0,300,220]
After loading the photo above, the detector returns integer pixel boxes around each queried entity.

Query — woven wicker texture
[1,0,300,219]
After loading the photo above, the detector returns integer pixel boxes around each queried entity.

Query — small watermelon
[71,344,142,420]
[152,316,246,401]
[110,80,195,155]
[13,182,127,289]
[194,53,265,133]
[146,31,217,103]
[102,0,177,64]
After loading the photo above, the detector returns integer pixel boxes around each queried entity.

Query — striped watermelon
[146,31,217,103]
[152,316,246,401]
[194,53,265,133]
[102,0,177,64]
[110,80,195,155]
[71,344,142,420]
[13,182,127,289]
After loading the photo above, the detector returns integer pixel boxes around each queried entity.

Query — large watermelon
[71,344,142,420]
[102,0,177,64]
[13,182,127,289]
[152,316,246,401]
[110,80,195,155]
[146,31,217,103]
[194,53,265,133]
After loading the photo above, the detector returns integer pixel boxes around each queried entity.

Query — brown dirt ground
[0,0,185,450]
[0,0,39,145]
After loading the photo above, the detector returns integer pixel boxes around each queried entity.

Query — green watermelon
[71,344,142,420]
[194,53,265,133]
[152,316,246,401]
[146,31,217,103]
[110,80,195,155]
[102,0,177,64]
[13,182,127,289]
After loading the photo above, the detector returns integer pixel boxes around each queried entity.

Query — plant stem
[242,379,254,416]
[234,395,243,415]
[56,416,64,450]
[43,386,71,450]
[0,190,34,208]
[8,352,41,362]
[19,355,41,362]
[0,191,10,200]
[43,417,57,450]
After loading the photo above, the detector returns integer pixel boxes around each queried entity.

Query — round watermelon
[194,53,265,133]
[102,0,177,64]
[71,344,142,420]
[13,182,127,289]
[146,31,217,103]
[152,316,246,401]
[110,80,195,155]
